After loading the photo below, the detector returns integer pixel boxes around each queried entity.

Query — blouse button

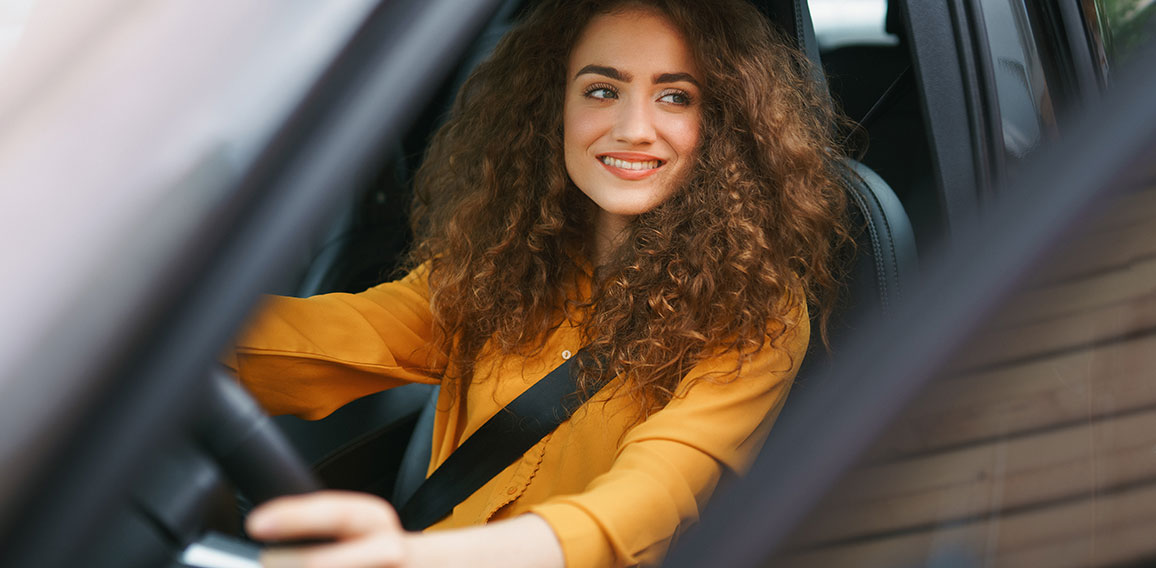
[506,487,518,495]
[561,350,572,360]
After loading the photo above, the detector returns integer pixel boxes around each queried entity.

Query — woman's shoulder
[362,260,434,300]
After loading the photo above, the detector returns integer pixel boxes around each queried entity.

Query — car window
[1083,0,1156,72]
[810,0,896,50]
[978,0,1060,163]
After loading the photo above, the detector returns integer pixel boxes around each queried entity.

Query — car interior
[271,0,923,517]
[50,0,937,566]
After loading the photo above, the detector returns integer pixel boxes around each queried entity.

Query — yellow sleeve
[529,304,809,568]
[229,264,446,420]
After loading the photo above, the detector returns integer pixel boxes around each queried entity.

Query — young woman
[231,0,848,566]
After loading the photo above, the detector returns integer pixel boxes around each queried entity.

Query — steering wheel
[196,367,324,506]
[126,369,326,568]
[65,367,327,568]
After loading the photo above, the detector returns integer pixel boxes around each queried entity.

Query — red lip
[596,152,665,180]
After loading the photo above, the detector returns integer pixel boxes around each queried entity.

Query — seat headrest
[884,1,904,40]
[749,0,829,95]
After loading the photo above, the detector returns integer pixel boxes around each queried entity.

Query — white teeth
[600,156,660,170]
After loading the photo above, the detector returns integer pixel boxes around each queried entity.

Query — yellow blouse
[231,264,807,567]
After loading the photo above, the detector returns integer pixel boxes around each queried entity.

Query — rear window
[978,0,1060,163]
[810,0,897,50]
[1083,0,1156,72]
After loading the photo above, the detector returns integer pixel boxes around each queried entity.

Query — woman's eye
[583,84,618,100]
[658,91,692,106]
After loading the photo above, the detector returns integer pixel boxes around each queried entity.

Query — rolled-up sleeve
[228,264,446,419]
[529,306,808,567]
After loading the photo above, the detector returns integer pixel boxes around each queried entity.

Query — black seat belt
[397,349,609,530]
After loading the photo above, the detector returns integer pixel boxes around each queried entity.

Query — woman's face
[563,7,702,232]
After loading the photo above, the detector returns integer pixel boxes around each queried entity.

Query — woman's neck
[592,211,633,265]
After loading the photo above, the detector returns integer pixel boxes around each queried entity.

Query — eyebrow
[574,64,700,87]
[655,72,700,87]
[575,64,631,82]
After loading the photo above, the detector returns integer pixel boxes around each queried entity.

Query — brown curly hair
[408,0,850,412]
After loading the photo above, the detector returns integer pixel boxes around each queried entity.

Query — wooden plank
[778,480,1156,568]
[942,286,1156,374]
[1066,185,1156,239]
[943,182,1156,368]
[1022,220,1156,288]
[866,330,1156,459]
[993,252,1156,329]
[785,408,1156,547]
[1000,181,1156,307]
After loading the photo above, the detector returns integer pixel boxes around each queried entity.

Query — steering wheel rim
[196,367,324,507]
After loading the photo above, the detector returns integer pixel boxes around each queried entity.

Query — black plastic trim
[1056,0,1104,101]
[895,0,982,235]
[961,0,1006,199]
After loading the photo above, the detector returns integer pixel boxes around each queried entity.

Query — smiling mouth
[599,155,663,171]
[597,155,665,181]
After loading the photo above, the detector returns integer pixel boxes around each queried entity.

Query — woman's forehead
[567,7,698,80]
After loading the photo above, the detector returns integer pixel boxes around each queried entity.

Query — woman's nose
[613,99,656,145]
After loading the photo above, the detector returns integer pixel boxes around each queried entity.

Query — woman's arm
[250,492,564,568]
[230,264,446,420]
[409,512,563,568]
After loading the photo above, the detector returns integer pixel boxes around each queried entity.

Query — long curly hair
[408,0,850,412]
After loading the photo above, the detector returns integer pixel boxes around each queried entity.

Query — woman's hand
[248,491,409,568]
[247,491,565,568]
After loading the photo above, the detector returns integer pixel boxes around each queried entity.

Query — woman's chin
[594,199,664,220]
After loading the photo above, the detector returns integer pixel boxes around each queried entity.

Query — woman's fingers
[262,533,407,568]
[250,492,410,568]
[247,491,401,541]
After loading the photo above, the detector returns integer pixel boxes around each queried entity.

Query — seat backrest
[839,159,918,325]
